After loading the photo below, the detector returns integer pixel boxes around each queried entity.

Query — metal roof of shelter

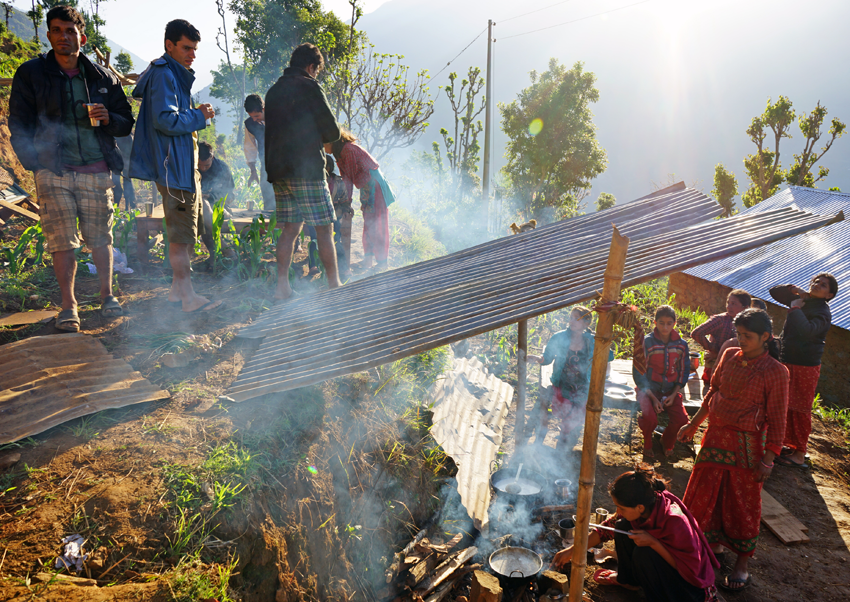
[685,186,850,330]
[229,188,839,402]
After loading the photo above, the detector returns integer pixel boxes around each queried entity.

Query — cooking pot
[488,546,543,588]
[490,467,548,504]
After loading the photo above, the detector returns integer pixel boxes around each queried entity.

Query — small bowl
[558,518,575,541]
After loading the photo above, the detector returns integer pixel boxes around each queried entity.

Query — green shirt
[60,69,105,167]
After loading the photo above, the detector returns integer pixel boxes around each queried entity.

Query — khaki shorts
[157,177,204,244]
[35,170,114,253]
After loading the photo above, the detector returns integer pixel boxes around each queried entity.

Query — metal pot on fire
[488,545,543,588]
[490,466,548,503]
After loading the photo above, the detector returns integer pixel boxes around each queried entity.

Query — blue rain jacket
[129,53,206,191]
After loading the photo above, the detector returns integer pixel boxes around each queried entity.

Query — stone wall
[668,272,850,407]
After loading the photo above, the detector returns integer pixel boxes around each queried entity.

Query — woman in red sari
[328,130,396,271]
[678,308,789,593]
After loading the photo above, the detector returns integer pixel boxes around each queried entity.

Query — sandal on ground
[100,295,123,318]
[664,448,676,459]
[167,299,183,309]
[642,449,655,462]
[774,455,809,469]
[185,300,224,314]
[56,308,80,332]
[719,574,751,592]
[592,569,639,590]
[780,447,810,460]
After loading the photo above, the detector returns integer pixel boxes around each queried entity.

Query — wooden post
[568,226,629,602]
[516,319,528,443]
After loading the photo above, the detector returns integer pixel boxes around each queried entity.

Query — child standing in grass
[635,305,690,460]
[691,289,751,391]
[678,309,789,593]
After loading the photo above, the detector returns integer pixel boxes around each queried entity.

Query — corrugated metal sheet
[428,356,513,529]
[0,333,170,443]
[226,187,837,402]
[686,186,850,330]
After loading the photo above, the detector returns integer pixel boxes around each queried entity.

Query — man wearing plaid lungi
[9,6,134,332]
[264,43,342,301]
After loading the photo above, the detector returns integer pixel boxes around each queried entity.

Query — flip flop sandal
[272,290,300,306]
[719,574,752,592]
[56,308,80,332]
[167,300,183,309]
[780,448,810,460]
[774,455,809,469]
[100,295,123,318]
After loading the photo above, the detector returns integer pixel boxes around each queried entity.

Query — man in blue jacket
[9,5,134,332]
[130,19,220,313]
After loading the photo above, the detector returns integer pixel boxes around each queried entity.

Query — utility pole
[482,19,493,210]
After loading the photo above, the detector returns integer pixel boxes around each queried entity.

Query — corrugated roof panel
[228,193,837,401]
[685,186,850,330]
[0,333,170,443]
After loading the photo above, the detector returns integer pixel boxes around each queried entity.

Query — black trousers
[613,519,707,602]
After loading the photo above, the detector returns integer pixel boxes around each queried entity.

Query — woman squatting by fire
[552,467,720,602]
[327,129,396,272]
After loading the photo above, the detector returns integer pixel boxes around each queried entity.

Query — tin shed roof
[229,189,838,401]
[685,186,850,330]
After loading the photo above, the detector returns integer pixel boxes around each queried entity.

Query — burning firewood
[413,547,478,598]
[386,528,427,583]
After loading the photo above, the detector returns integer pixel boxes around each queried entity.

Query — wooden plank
[0,198,39,221]
[761,490,809,536]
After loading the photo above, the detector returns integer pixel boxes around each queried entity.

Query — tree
[742,96,845,207]
[27,1,43,41]
[326,45,433,160]
[499,59,607,222]
[113,50,133,74]
[228,0,352,93]
[595,192,615,212]
[711,164,737,217]
[437,67,484,193]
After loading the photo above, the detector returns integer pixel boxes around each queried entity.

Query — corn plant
[111,208,138,257]
[1,223,45,276]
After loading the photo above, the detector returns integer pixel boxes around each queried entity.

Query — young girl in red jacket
[328,130,396,271]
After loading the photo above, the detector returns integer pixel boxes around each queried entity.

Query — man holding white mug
[9,5,134,332]
[130,19,221,313]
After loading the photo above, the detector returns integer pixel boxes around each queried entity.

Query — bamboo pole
[516,319,528,443]
[569,225,629,602]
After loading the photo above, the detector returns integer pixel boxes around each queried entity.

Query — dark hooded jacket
[9,50,133,175]
[778,297,832,367]
[264,66,340,181]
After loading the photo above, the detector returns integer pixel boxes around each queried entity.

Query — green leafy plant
[0,223,45,276]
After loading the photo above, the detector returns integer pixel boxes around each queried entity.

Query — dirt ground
[1,212,850,601]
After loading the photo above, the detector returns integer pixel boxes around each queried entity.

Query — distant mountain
[6,6,148,74]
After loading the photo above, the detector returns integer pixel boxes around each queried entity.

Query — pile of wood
[382,530,480,602]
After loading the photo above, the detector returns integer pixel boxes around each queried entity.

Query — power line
[431,27,488,80]
[499,0,652,40]
[500,0,579,25]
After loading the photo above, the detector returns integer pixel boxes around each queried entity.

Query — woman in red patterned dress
[328,130,396,271]
[677,309,789,593]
